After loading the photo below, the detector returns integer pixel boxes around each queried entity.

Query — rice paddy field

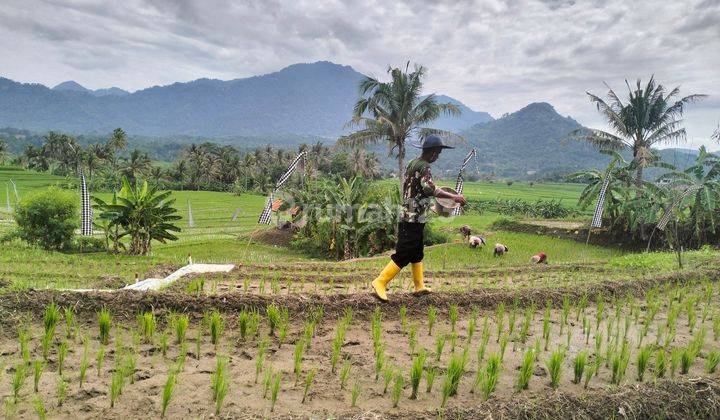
[1,167,720,418]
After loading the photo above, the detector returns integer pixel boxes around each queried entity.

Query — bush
[14,187,78,250]
[71,236,106,253]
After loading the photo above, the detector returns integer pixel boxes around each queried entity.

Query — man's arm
[434,187,467,205]
[420,165,467,205]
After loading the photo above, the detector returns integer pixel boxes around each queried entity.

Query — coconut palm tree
[339,63,461,183]
[0,138,7,165]
[576,77,705,193]
[120,149,152,184]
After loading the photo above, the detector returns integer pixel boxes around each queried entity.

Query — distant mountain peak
[52,81,90,93]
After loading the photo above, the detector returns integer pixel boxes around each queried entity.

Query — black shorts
[391,222,425,268]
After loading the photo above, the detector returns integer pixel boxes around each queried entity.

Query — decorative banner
[259,151,306,224]
[187,200,195,228]
[656,186,699,231]
[231,207,240,221]
[590,174,611,228]
[79,169,93,236]
[451,149,477,216]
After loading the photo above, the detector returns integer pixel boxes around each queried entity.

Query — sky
[1,0,719,149]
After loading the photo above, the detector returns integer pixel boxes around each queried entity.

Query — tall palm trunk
[397,140,406,188]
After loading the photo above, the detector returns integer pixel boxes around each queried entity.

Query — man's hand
[453,194,467,205]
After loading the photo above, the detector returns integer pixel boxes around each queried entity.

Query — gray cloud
[0,0,718,148]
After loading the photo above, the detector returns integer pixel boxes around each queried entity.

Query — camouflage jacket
[401,158,438,223]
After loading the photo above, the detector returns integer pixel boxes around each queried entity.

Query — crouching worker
[371,135,467,301]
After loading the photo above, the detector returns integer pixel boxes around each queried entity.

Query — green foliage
[14,187,78,250]
[573,350,587,384]
[350,380,361,408]
[706,349,720,374]
[161,368,177,418]
[409,349,426,400]
[427,307,437,336]
[210,356,229,415]
[270,373,281,412]
[302,369,316,404]
[655,348,666,378]
[546,348,565,389]
[391,373,403,408]
[339,359,351,390]
[480,353,501,401]
[517,348,535,390]
[98,308,111,345]
[636,346,651,382]
[33,360,44,393]
[208,311,224,347]
[467,197,572,219]
[93,177,181,255]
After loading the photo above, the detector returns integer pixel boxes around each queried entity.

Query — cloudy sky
[1,0,719,149]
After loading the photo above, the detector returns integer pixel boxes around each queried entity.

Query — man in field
[371,135,467,301]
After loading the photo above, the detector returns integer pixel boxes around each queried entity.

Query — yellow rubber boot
[371,261,401,301]
[411,262,431,294]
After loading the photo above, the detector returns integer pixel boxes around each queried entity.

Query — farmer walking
[371,135,467,301]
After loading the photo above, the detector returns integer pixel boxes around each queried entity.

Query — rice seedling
[138,312,156,344]
[467,315,477,344]
[57,341,68,375]
[573,350,587,384]
[428,307,437,336]
[444,352,466,401]
[18,328,30,364]
[519,307,533,345]
[109,368,124,408]
[186,277,205,295]
[266,304,281,336]
[33,360,44,393]
[655,348,666,378]
[399,305,408,332]
[170,314,188,345]
[595,295,605,331]
[32,396,46,420]
[680,347,696,374]
[495,302,505,343]
[56,377,68,406]
[706,349,720,374]
[301,368,316,404]
[208,311,224,348]
[499,333,509,362]
[339,359,351,390]
[449,304,459,332]
[508,300,518,338]
[294,338,305,385]
[263,365,274,398]
[96,346,105,376]
[159,330,169,356]
[63,306,76,340]
[11,363,26,402]
[583,316,591,344]
[576,294,588,321]
[98,307,112,345]
[391,373,403,407]
[408,323,418,355]
[350,380,361,408]
[211,356,229,415]
[636,346,651,382]
[43,302,60,337]
[546,347,565,389]
[425,366,438,393]
[409,349,426,399]
[610,342,630,385]
[41,331,52,361]
[124,353,137,383]
[79,342,89,389]
[670,347,682,378]
[517,347,535,390]
[374,343,385,381]
[331,319,348,373]
[381,364,394,394]
[480,353,501,401]
[255,340,268,383]
[270,373,282,412]
[583,361,596,389]
[195,327,202,360]
[371,308,383,351]
[713,313,720,341]
[161,368,177,418]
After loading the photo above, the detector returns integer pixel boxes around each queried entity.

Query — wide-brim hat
[411,135,454,149]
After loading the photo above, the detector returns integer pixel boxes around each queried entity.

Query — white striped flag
[187,200,195,228]
[80,169,93,236]
[451,149,477,216]
[590,174,611,228]
[656,186,698,231]
[259,151,306,225]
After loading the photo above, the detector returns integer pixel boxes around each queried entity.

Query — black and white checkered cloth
[187,199,195,228]
[656,186,698,231]
[259,151,306,225]
[451,149,476,216]
[590,174,611,228]
[80,169,93,236]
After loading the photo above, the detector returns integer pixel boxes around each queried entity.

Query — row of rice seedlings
[331,310,353,373]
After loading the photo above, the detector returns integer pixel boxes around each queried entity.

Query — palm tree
[339,63,461,183]
[576,77,705,192]
[120,149,152,184]
[658,146,720,245]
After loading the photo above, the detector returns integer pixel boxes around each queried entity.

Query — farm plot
[0,269,719,418]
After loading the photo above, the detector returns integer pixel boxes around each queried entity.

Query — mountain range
[0,61,705,178]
